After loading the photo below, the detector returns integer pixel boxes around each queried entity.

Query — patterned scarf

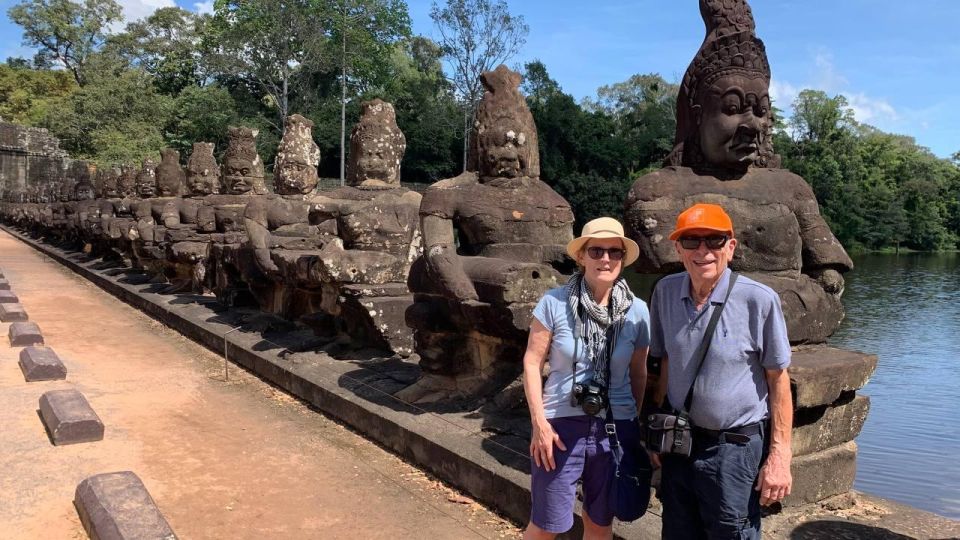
[566,272,633,385]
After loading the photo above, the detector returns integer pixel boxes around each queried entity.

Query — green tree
[430,0,529,171]
[7,0,123,86]
[0,63,77,124]
[166,84,239,154]
[107,7,210,95]
[206,0,330,125]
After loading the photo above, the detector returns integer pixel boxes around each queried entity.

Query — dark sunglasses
[586,247,626,261]
[678,235,729,250]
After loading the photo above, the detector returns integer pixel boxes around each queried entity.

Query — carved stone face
[136,159,158,198]
[101,167,121,198]
[695,73,770,170]
[348,100,404,187]
[222,127,266,195]
[186,142,220,195]
[74,181,95,201]
[478,119,530,180]
[59,179,77,202]
[275,114,320,194]
[276,157,318,193]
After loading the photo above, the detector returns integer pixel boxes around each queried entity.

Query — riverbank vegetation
[2,0,957,251]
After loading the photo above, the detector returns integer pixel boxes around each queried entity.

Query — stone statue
[185,142,220,196]
[131,149,187,278]
[242,113,331,317]
[401,66,575,400]
[221,126,268,196]
[623,0,853,344]
[304,100,423,354]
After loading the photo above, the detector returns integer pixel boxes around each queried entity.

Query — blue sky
[1,0,957,157]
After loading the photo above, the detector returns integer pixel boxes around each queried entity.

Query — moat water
[627,252,960,519]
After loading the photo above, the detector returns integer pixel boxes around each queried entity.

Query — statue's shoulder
[428,171,479,191]
[627,167,687,202]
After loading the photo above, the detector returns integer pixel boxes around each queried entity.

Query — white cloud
[193,1,214,15]
[770,78,799,109]
[107,0,176,31]
[847,93,900,125]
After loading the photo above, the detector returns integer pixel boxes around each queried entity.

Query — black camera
[572,379,608,416]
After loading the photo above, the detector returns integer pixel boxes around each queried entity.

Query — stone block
[783,441,858,507]
[793,394,870,456]
[0,290,19,303]
[0,277,10,290]
[0,302,28,322]
[19,346,67,382]
[75,471,177,540]
[790,347,877,408]
[9,321,43,346]
[38,389,104,445]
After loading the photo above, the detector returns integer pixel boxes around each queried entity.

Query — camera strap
[680,271,739,417]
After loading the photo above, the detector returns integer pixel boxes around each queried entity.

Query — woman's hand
[530,420,567,471]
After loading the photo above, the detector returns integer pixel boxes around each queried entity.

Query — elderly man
[650,203,792,540]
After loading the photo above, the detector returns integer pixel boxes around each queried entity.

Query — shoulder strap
[681,272,739,415]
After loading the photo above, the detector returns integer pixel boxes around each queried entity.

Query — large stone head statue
[469,65,540,182]
[59,178,77,202]
[667,0,777,172]
[186,142,220,195]
[74,178,95,201]
[274,114,320,194]
[135,157,158,198]
[222,126,267,195]
[347,99,406,187]
[156,148,186,197]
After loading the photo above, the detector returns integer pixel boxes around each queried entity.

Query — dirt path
[0,230,522,540]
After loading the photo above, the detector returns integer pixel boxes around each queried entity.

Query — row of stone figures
[1,60,852,404]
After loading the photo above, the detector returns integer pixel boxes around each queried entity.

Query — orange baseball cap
[668,203,734,240]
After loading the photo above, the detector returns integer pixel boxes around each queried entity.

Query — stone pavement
[0,230,520,539]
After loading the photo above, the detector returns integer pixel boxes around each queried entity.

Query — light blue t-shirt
[533,287,650,420]
[649,268,791,430]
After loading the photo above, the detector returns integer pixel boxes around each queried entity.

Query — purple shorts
[530,415,637,533]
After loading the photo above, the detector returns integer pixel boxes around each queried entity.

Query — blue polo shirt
[533,287,650,420]
[649,268,791,430]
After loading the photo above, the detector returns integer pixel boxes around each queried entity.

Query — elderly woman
[522,217,651,539]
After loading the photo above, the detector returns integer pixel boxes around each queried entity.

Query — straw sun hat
[565,217,640,267]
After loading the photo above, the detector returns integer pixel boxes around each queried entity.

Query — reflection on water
[832,253,960,520]
[627,253,960,519]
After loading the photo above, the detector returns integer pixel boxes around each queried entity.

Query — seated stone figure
[100,163,144,265]
[401,66,575,401]
[304,99,423,355]
[242,113,331,317]
[131,148,186,279]
[155,142,222,292]
[623,0,853,344]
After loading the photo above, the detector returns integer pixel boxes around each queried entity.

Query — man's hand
[756,446,792,505]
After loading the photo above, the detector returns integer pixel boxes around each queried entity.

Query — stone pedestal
[0,277,10,290]
[9,321,43,346]
[19,346,67,381]
[39,389,104,445]
[0,302,28,322]
[0,290,19,303]
[74,471,177,540]
[783,346,877,507]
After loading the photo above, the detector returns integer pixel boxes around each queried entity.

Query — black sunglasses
[586,247,626,261]
[678,235,729,250]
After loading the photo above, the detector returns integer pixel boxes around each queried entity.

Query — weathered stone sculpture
[221,126,268,196]
[401,66,575,400]
[624,0,853,344]
[131,149,186,278]
[623,0,874,508]
[185,142,220,196]
[304,100,422,354]
[242,114,328,316]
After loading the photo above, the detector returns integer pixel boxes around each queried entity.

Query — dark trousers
[659,428,764,540]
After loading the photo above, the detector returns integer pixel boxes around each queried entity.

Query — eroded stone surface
[0,277,9,290]
[791,347,877,409]
[18,346,67,381]
[785,441,858,507]
[74,471,176,540]
[9,321,43,346]
[39,388,103,445]
[0,302,28,322]
[793,394,870,456]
